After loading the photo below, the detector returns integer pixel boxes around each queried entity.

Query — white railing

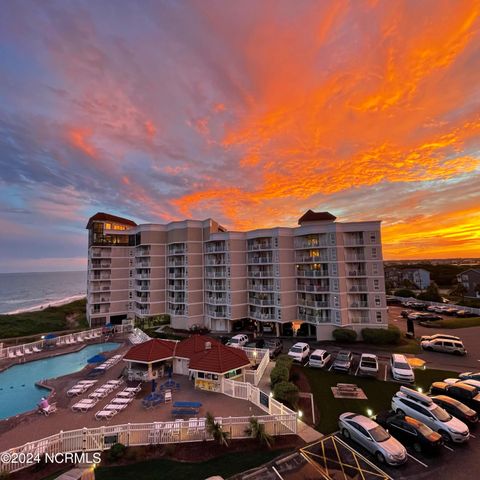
[0,321,134,360]
[0,413,296,474]
[391,296,480,315]
[241,347,270,386]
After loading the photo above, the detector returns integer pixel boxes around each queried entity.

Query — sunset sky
[1,0,479,272]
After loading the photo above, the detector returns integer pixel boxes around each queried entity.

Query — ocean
[0,271,86,314]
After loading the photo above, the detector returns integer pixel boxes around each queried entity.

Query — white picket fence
[392,296,480,315]
[0,413,296,474]
[0,322,134,361]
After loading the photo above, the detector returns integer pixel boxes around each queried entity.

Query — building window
[376,311,383,323]
[374,279,380,290]
[372,263,379,275]
[375,296,381,307]
[370,233,376,243]
[371,247,378,258]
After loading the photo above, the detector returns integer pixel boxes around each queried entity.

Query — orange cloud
[68,128,96,157]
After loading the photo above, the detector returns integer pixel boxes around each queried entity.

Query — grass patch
[303,367,457,434]
[94,449,290,480]
[422,317,480,329]
[0,299,88,339]
[388,338,421,354]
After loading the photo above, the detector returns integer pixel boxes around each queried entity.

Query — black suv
[430,382,480,413]
[376,411,443,453]
[431,395,478,427]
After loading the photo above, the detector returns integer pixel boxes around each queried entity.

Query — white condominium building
[86,210,387,340]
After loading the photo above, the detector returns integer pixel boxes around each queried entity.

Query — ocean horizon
[0,271,87,314]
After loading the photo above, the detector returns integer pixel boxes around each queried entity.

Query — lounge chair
[77,380,97,386]
[16,349,24,357]
[95,409,117,420]
[111,397,132,405]
[24,347,33,355]
[77,336,84,342]
[33,345,42,353]
[106,379,124,387]
[71,399,97,412]
[39,402,57,416]
[104,402,128,411]
[8,351,16,358]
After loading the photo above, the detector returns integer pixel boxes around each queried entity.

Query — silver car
[338,412,407,465]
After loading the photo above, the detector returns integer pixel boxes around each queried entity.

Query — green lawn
[94,449,291,480]
[302,367,457,434]
[422,317,480,329]
[0,299,88,339]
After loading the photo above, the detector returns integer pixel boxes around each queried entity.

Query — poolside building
[87,210,387,340]
[123,336,251,392]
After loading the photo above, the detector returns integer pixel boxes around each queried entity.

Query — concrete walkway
[257,361,322,443]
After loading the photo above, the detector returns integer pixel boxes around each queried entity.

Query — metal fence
[391,296,480,315]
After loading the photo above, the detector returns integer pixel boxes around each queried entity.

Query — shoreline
[3,294,86,316]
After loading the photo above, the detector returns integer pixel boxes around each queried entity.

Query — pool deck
[0,340,264,452]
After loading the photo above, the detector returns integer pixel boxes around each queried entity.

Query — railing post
[127,423,131,447]
[82,427,87,452]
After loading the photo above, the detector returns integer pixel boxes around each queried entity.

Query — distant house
[457,269,480,298]
[385,267,431,290]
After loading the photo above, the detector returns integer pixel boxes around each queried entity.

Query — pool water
[0,342,121,419]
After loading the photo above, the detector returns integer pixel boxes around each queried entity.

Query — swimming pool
[0,342,121,419]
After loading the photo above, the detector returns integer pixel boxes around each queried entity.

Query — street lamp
[367,408,373,417]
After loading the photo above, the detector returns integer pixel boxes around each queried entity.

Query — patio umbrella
[87,354,107,364]
[44,334,57,340]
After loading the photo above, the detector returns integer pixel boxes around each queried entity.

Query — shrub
[275,355,294,370]
[332,328,357,343]
[394,288,416,298]
[270,365,289,387]
[361,325,401,345]
[108,443,126,461]
[273,381,299,409]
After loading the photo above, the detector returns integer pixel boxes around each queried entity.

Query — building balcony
[247,239,272,251]
[89,283,111,293]
[248,269,274,278]
[247,255,273,264]
[248,297,276,307]
[205,269,227,278]
[91,306,110,315]
[136,260,151,268]
[207,309,227,318]
[205,282,227,291]
[346,254,365,262]
[90,262,112,269]
[297,283,330,292]
[136,246,151,256]
[294,236,328,249]
[298,313,331,324]
[167,259,186,267]
[205,243,228,253]
[167,269,186,279]
[349,284,368,292]
[205,256,227,266]
[168,295,185,304]
[349,315,370,323]
[136,295,150,303]
[249,310,275,321]
[136,271,151,279]
[344,236,365,246]
[206,296,227,305]
[248,282,275,292]
[167,245,186,255]
[298,299,329,308]
[350,301,369,308]
[297,270,329,278]
[168,284,185,291]
[168,307,186,316]
[90,274,111,281]
[347,270,367,277]
[90,295,111,304]
[295,254,329,263]
[135,307,150,316]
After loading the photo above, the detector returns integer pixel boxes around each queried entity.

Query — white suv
[391,386,469,443]
[390,354,415,383]
[227,334,249,348]
[308,349,331,368]
[288,342,310,363]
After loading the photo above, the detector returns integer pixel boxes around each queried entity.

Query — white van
[227,334,249,348]
[308,349,331,368]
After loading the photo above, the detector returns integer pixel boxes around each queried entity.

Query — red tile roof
[298,210,336,224]
[174,335,222,358]
[86,212,137,229]
[186,337,251,374]
[124,339,176,363]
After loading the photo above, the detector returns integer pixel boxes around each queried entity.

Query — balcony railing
[347,270,367,277]
[205,258,227,266]
[350,301,369,308]
[167,259,185,267]
[136,272,151,279]
[207,310,227,318]
[294,238,328,249]
[247,256,273,264]
[248,298,276,306]
[167,272,185,279]
[206,297,227,305]
[91,274,111,281]
[136,261,150,268]
[168,284,185,291]
[205,244,227,253]
[298,313,331,324]
[91,307,110,314]
[248,283,275,292]
[346,255,365,262]
[249,311,275,321]
[169,296,185,304]
[349,315,370,323]
[168,308,186,316]
[297,284,329,292]
[298,299,329,308]
[205,270,227,278]
[205,283,227,291]
[349,285,368,292]
[344,237,365,246]
[167,247,186,255]
[248,270,274,278]
[247,242,272,251]
[297,270,329,278]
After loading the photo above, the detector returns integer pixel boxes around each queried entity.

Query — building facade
[86,210,387,340]
[384,267,431,290]
[457,269,480,298]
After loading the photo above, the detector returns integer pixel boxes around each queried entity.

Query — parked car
[459,372,480,382]
[420,333,461,342]
[456,310,476,318]
[444,308,460,316]
[308,349,331,368]
[358,353,379,377]
[332,351,353,373]
[443,378,480,391]
[429,382,480,413]
[431,395,479,427]
[375,411,443,453]
[391,386,470,443]
[262,323,274,333]
[264,338,283,357]
[227,334,249,347]
[338,412,407,465]
[420,338,467,355]
[287,342,310,363]
[245,338,266,349]
[390,354,415,383]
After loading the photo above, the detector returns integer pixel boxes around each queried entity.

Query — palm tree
[206,412,230,447]
[245,417,274,448]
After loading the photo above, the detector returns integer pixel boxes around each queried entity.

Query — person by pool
[38,397,49,411]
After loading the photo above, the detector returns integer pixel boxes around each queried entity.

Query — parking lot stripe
[470,433,476,438]
[271,466,283,479]
[407,453,429,468]
[328,363,333,372]
[383,365,388,382]
[355,364,360,376]
[443,444,454,452]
